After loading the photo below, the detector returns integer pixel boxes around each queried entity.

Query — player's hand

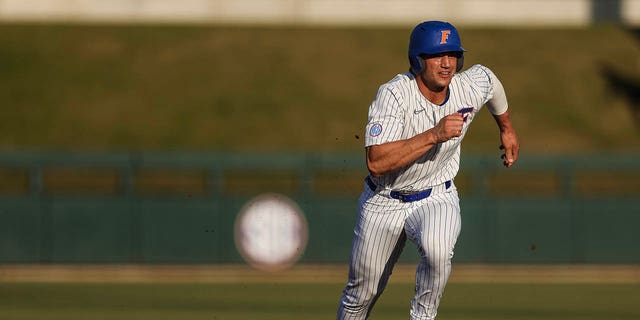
[499,129,519,168]
[432,113,464,143]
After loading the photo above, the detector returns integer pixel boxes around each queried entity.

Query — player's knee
[424,247,454,269]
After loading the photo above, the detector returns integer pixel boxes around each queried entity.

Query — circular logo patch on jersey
[369,123,383,137]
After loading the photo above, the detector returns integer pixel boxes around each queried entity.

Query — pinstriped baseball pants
[337,186,461,320]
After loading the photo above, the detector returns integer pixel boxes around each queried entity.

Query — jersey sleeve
[364,84,405,147]
[467,64,509,115]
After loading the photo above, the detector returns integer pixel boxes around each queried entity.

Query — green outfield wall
[0,152,638,264]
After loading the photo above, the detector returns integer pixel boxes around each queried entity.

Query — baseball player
[336,21,519,320]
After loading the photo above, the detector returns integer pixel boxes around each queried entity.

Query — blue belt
[366,176,451,203]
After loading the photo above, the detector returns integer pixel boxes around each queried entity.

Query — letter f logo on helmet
[440,30,451,44]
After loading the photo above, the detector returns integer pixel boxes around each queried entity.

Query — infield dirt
[1,264,638,283]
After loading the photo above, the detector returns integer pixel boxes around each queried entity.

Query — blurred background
[0,0,640,320]
[0,1,639,319]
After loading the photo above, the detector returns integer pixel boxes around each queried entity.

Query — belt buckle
[395,189,427,202]
[396,190,412,202]
[391,180,450,202]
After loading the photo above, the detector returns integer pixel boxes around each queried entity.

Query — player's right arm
[366,113,463,177]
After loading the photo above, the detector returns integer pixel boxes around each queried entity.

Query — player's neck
[416,76,449,105]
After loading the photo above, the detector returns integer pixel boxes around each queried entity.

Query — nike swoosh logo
[414,108,425,114]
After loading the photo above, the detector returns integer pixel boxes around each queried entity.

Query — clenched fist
[432,113,464,143]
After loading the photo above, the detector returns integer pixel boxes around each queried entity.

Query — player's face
[420,52,459,91]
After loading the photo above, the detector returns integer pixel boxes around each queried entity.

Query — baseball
[234,193,308,271]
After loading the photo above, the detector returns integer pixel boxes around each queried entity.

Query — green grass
[0,24,639,153]
[1,282,639,320]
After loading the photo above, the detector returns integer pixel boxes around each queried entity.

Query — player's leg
[337,198,408,320]
[405,191,461,320]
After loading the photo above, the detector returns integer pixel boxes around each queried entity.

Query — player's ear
[409,54,427,75]
[417,55,426,73]
[456,54,464,72]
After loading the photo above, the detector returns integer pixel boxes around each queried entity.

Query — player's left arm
[484,67,520,168]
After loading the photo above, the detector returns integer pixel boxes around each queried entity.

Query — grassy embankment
[0,24,638,154]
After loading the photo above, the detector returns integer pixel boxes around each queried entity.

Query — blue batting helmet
[408,21,465,74]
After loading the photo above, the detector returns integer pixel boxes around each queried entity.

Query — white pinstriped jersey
[364,64,498,191]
